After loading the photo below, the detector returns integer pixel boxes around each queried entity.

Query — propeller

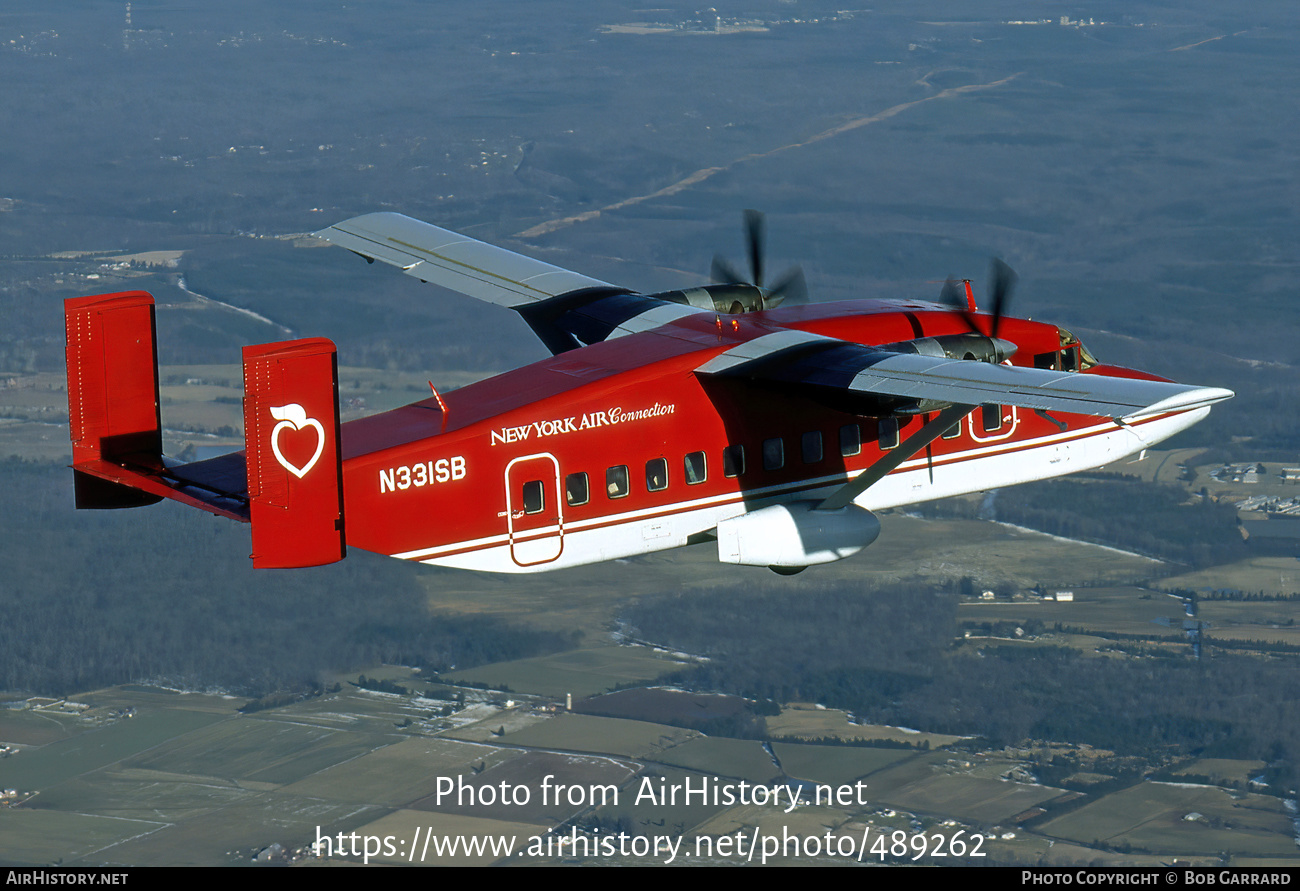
[935,274,977,330]
[937,258,1018,339]
[938,275,967,311]
[987,257,1017,340]
[712,209,808,310]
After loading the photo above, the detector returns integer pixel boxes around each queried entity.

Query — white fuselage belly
[404,408,1204,574]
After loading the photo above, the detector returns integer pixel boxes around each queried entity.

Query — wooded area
[0,459,578,695]
[624,582,1300,786]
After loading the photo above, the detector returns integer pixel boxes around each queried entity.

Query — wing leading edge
[696,331,1233,422]
[317,213,1234,421]
[314,212,615,307]
[315,212,709,354]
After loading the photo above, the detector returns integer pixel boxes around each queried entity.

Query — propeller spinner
[711,209,808,311]
[650,210,809,314]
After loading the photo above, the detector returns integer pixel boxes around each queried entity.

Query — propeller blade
[711,255,746,285]
[765,265,808,308]
[709,210,809,311]
[743,209,765,288]
[938,276,964,309]
[987,258,1018,339]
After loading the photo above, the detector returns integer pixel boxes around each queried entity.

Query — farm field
[1157,558,1300,601]
[445,646,691,698]
[652,737,779,784]
[1039,782,1298,858]
[3,673,1298,866]
[766,707,964,748]
[486,712,695,759]
[772,742,915,787]
[864,751,1069,826]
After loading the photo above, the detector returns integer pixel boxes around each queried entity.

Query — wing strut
[817,404,975,511]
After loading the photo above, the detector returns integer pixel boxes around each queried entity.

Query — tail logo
[269,403,326,479]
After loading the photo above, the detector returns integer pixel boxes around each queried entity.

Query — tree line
[0,459,577,696]
[919,476,1259,568]
[623,581,1300,787]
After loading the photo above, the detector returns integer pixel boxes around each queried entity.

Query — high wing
[314,212,705,354]
[314,212,614,307]
[696,330,1234,422]
[318,213,1232,422]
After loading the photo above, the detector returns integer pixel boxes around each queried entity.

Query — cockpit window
[1058,327,1099,370]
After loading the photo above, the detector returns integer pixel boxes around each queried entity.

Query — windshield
[1058,327,1099,370]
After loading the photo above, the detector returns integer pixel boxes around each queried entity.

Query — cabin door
[504,453,564,567]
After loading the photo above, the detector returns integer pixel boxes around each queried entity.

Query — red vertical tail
[64,292,164,508]
[242,339,346,568]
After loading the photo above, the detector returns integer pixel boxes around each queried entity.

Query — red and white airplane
[64,211,1232,574]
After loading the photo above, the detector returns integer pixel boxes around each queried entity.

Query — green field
[0,809,167,867]
[1157,558,1300,600]
[865,751,1067,825]
[653,737,779,784]
[1172,759,1267,786]
[283,737,513,806]
[490,712,694,758]
[766,708,962,748]
[125,715,393,786]
[772,742,914,787]
[0,708,87,747]
[87,687,242,715]
[446,646,691,699]
[28,767,255,822]
[864,515,1164,589]
[0,708,224,792]
[1040,782,1296,857]
[99,792,386,866]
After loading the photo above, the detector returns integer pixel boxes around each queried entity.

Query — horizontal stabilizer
[71,455,249,521]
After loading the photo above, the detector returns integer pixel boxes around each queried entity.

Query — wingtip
[1122,385,1235,422]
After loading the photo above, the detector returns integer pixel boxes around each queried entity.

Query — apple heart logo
[269,403,325,479]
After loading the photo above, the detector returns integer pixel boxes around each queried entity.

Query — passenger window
[723,444,745,478]
[565,472,588,506]
[839,424,861,457]
[801,431,823,464]
[606,465,629,499]
[684,451,707,485]
[982,404,1003,432]
[878,418,899,450]
[646,458,668,492]
[942,422,961,440]
[522,479,545,514]
[762,438,784,471]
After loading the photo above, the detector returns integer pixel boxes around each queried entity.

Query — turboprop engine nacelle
[716,502,881,568]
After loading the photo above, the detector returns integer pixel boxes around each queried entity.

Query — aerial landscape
[1,0,1298,868]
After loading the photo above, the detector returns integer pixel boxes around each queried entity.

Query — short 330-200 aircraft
[64,211,1233,573]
